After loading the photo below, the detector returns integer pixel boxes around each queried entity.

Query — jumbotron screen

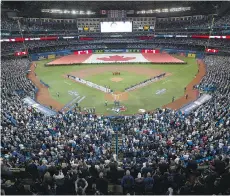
[100,21,132,33]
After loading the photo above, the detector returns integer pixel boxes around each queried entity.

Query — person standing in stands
[144,172,154,194]
[121,170,134,195]
[96,172,108,195]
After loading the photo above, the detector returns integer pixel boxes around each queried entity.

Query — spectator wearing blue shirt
[121,170,134,194]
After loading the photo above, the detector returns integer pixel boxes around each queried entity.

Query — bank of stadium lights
[137,7,191,14]
[41,9,95,15]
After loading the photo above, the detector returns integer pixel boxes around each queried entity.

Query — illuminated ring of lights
[110,22,117,28]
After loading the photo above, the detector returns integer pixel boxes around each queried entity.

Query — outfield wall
[31,48,204,61]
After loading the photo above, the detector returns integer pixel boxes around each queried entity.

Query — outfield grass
[35,56,198,115]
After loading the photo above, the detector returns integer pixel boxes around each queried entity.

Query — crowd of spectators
[214,12,230,27]
[2,37,229,56]
[126,43,205,51]
[156,12,230,30]
[1,53,230,195]
[1,12,230,33]
[28,44,108,54]
[1,40,108,54]
[1,16,77,32]
[1,15,19,31]
[156,18,211,30]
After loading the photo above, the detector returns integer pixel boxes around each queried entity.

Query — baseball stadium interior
[1,1,230,195]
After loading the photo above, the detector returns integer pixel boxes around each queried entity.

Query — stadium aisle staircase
[111,133,123,160]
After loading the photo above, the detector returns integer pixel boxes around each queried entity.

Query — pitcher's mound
[110,77,123,82]
[105,91,128,101]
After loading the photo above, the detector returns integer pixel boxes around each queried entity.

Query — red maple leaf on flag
[97,55,136,62]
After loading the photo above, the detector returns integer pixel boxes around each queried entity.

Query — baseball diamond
[30,53,203,115]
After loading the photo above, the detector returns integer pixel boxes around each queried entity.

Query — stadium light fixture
[162,9,169,12]
[41,9,95,15]
[137,7,190,14]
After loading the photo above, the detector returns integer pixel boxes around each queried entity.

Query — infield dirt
[105,91,129,101]
[27,63,64,111]
[110,77,123,82]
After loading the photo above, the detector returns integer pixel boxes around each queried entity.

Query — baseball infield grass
[85,71,149,92]
[35,56,198,115]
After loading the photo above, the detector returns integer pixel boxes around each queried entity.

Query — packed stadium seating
[1,4,230,195]
[1,54,230,195]
[1,11,230,35]
[1,38,230,56]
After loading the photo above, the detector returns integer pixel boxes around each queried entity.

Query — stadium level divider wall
[30,48,204,61]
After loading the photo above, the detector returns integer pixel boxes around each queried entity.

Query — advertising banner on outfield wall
[73,50,93,55]
[31,50,72,61]
[160,48,203,58]
[141,49,160,53]
[94,49,105,54]
[48,54,56,59]
[93,49,141,54]
[187,53,196,58]
[104,49,127,53]
[126,49,141,53]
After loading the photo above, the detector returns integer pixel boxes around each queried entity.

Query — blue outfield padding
[23,97,57,116]
[40,79,50,88]
[30,50,73,61]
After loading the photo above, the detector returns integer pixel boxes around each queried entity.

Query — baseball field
[32,55,200,115]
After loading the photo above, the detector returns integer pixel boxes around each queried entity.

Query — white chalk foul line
[162,80,171,84]
[78,96,86,103]
[161,64,192,86]
[64,81,72,85]
[172,64,192,74]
